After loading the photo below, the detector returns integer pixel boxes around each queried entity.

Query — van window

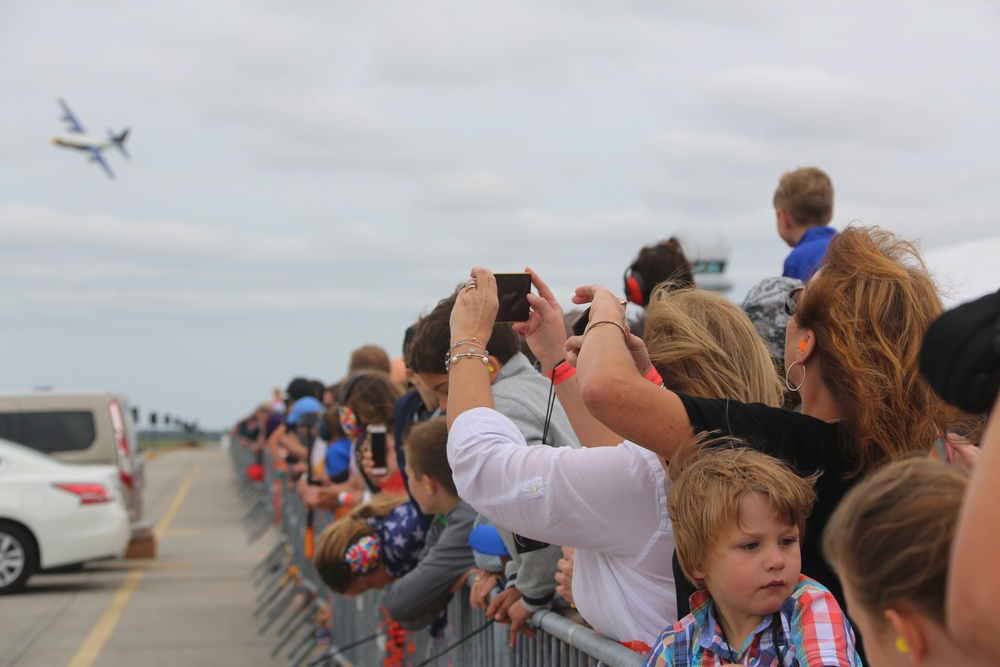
[0,411,97,453]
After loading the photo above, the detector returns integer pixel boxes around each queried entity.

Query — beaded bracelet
[584,319,629,343]
[451,337,486,352]
[447,343,489,358]
[445,351,490,373]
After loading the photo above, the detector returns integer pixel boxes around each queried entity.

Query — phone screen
[571,306,591,337]
[495,272,532,323]
[368,424,388,475]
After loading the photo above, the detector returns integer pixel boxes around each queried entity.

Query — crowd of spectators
[233,166,1000,667]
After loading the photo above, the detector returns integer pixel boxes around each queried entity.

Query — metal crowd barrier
[228,437,646,667]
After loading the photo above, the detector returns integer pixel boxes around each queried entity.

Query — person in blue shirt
[774,167,836,281]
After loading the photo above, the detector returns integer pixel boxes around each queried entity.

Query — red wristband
[548,360,577,386]
[644,367,663,385]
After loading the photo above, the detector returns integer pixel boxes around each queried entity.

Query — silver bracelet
[445,351,490,373]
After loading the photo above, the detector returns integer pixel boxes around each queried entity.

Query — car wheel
[0,523,36,594]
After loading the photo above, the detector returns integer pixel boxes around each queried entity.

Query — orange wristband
[548,360,577,386]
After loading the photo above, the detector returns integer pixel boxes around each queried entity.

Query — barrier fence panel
[229,438,647,667]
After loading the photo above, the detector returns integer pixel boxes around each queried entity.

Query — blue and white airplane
[51,99,129,179]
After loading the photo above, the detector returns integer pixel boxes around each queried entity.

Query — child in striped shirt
[645,446,862,667]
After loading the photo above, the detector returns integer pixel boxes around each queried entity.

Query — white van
[0,390,151,544]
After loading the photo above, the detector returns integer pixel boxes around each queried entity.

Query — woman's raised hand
[572,284,628,322]
[450,267,498,344]
[512,268,569,373]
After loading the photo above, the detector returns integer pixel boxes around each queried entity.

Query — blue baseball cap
[287,396,323,424]
[469,524,510,557]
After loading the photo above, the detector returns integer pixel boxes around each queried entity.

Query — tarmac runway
[0,446,278,667]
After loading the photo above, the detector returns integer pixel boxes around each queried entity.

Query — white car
[0,439,130,594]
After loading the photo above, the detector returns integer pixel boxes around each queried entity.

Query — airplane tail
[109,127,130,159]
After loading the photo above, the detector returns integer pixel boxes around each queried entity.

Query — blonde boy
[774,167,836,281]
[645,447,861,666]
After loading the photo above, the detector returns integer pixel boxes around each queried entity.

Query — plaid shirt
[644,575,863,667]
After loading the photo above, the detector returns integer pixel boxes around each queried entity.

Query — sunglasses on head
[784,286,805,317]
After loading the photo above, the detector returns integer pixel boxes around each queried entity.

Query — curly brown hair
[795,225,963,476]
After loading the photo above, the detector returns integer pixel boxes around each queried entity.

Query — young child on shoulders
[645,446,862,667]
[774,167,836,281]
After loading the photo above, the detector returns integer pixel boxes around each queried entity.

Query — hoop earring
[785,361,806,392]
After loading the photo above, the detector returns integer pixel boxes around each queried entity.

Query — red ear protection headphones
[624,268,647,306]
[624,239,679,306]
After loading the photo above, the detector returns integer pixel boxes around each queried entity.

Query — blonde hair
[669,444,817,589]
[796,226,964,476]
[823,458,968,626]
[313,494,405,593]
[773,167,834,227]
[644,286,784,406]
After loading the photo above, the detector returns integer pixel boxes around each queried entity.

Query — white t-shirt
[449,407,677,646]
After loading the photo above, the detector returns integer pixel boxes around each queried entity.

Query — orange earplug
[798,341,808,352]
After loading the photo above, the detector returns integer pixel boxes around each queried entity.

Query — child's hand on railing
[507,600,538,646]
[487,586,520,623]
[469,571,501,610]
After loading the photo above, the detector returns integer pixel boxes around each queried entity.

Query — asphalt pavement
[0,446,278,667]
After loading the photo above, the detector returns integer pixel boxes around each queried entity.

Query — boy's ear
[420,473,438,495]
[690,562,708,588]
[885,608,926,664]
[778,208,798,227]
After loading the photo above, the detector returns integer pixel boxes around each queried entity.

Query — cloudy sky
[2,0,999,429]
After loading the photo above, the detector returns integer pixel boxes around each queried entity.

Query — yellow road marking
[88,560,195,571]
[66,569,143,667]
[162,528,203,538]
[154,464,200,541]
[66,464,200,667]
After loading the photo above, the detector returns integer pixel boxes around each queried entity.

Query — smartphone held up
[570,306,591,337]
[367,424,388,476]
[494,272,532,323]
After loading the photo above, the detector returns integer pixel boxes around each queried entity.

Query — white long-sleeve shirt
[449,407,677,646]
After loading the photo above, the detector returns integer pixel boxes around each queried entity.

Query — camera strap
[512,373,557,555]
[541,370,556,444]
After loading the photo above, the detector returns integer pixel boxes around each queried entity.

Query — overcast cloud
[1,0,999,428]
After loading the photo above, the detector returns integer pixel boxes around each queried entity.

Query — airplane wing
[58,99,86,133]
[88,147,115,179]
